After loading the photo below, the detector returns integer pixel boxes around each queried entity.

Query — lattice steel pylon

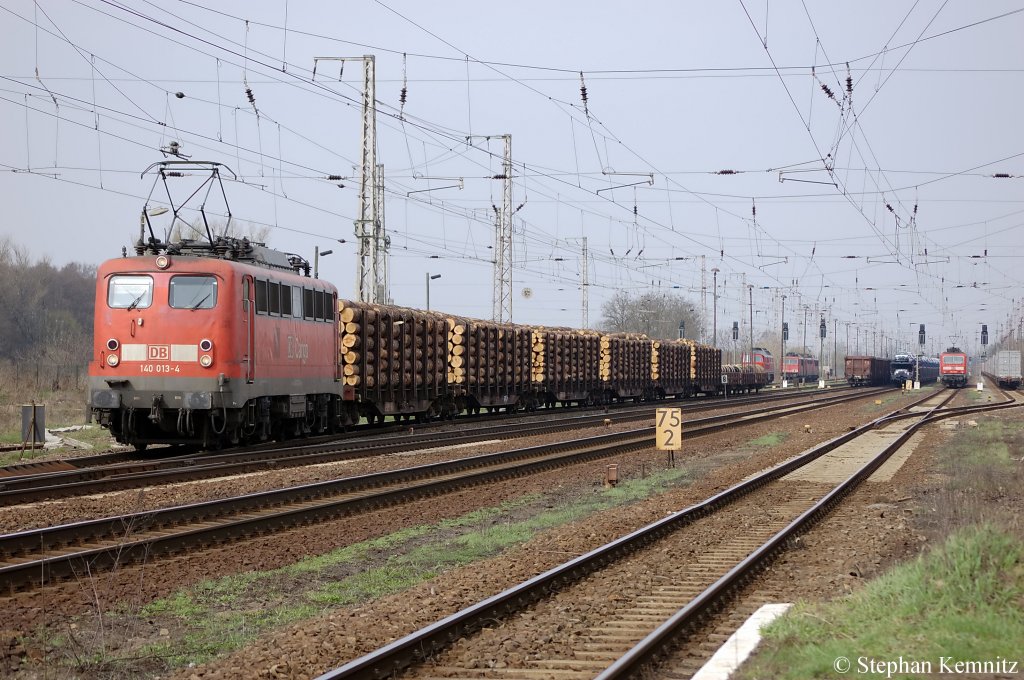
[374,162,391,303]
[492,134,513,323]
[581,236,589,329]
[567,236,589,329]
[314,54,382,303]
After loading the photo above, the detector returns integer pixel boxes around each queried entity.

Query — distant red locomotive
[782,352,819,383]
[741,347,775,382]
[88,241,346,449]
[939,347,969,388]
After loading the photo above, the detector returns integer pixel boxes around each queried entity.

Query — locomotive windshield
[942,355,965,364]
[108,275,153,309]
[169,275,218,310]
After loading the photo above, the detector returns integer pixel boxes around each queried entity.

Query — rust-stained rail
[0,387,884,593]
[315,388,1019,679]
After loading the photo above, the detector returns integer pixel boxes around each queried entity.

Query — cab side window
[255,279,268,314]
[281,284,292,316]
[268,281,281,315]
[303,288,314,320]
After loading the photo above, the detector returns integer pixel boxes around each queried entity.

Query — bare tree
[170,217,272,244]
[0,239,95,364]
[600,290,704,340]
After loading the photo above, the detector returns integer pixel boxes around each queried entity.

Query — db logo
[148,345,170,360]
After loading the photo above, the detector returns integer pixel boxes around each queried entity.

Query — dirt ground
[7,387,1013,679]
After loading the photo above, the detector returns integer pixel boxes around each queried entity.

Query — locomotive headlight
[106,354,120,367]
[155,255,171,270]
[199,354,213,368]
[106,338,120,351]
[199,338,213,352]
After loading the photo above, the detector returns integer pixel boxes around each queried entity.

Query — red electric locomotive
[88,240,346,449]
[741,346,775,382]
[939,346,969,388]
[88,161,351,449]
[782,352,819,383]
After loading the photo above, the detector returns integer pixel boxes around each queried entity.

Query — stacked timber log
[338,300,448,410]
[600,333,652,398]
[447,320,466,386]
[531,328,601,400]
[652,339,691,396]
[667,339,722,393]
[448,317,531,403]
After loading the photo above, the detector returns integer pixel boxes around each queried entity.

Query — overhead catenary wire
[5,0,1020,328]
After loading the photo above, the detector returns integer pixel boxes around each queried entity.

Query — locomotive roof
[134,235,308,274]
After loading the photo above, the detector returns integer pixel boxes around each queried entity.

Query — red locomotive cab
[939,348,968,387]
[88,249,344,449]
[741,347,775,382]
[89,256,246,445]
[90,257,240,383]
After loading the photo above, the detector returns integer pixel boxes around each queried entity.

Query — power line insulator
[579,72,589,115]
[820,83,835,100]
[716,169,737,175]
[400,52,409,111]
[245,87,255,105]
[327,175,343,181]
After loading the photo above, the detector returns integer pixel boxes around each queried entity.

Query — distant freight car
[845,356,891,387]
[721,364,770,395]
[939,347,969,388]
[890,353,939,386]
[993,350,1022,389]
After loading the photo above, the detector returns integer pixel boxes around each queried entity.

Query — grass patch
[739,525,1024,680]
[748,432,788,447]
[0,425,116,466]
[940,420,1021,471]
[48,465,691,672]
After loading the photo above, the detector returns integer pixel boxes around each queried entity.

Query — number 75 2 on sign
[656,407,682,450]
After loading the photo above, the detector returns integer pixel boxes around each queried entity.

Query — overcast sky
[2,1,1022,356]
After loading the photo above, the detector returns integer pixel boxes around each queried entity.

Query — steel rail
[0,388,883,593]
[599,390,1022,678]
[0,387,876,505]
[0,383,855,482]
[312,388,946,680]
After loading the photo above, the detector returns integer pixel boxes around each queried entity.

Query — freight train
[889,353,939,386]
[939,347,969,388]
[88,238,771,449]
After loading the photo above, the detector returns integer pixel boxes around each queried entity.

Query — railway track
[1,381,845,483]
[309,386,1020,680]
[0,386,887,594]
[0,385,863,506]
